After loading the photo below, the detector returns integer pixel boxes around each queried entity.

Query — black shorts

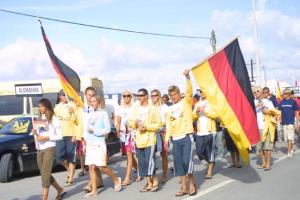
[195,134,215,163]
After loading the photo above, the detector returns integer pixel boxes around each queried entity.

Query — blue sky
[1,0,300,93]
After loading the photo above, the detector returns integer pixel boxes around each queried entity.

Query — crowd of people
[32,70,299,200]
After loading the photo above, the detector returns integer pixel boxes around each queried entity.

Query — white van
[0,77,103,122]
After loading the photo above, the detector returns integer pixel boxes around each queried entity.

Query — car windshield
[0,117,32,135]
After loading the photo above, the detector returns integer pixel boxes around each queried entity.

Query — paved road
[1,141,300,200]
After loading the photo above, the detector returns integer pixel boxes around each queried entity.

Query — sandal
[205,175,213,179]
[55,191,66,200]
[114,177,122,192]
[84,192,97,198]
[140,185,151,192]
[135,176,143,182]
[151,182,159,192]
[64,181,73,187]
[121,180,131,186]
[189,184,197,196]
[78,170,86,177]
[257,165,266,169]
[175,191,188,197]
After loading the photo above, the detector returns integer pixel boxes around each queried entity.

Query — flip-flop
[64,181,73,187]
[140,185,151,192]
[135,177,143,182]
[121,181,131,186]
[257,165,266,169]
[189,183,197,196]
[84,192,96,199]
[264,166,271,171]
[55,191,66,200]
[151,184,159,192]
[114,177,122,192]
[205,175,212,179]
[175,191,188,197]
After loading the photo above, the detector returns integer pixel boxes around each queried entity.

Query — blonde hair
[168,85,180,95]
[151,89,162,105]
[91,95,105,109]
[121,89,134,106]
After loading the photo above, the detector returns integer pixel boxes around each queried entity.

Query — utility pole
[211,30,216,53]
[252,0,261,86]
[250,59,254,82]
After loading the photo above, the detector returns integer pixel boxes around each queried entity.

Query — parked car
[0,116,121,182]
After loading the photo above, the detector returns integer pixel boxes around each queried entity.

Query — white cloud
[210,6,300,84]
[0,37,208,94]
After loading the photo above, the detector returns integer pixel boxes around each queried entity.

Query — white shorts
[85,140,107,167]
[283,124,295,143]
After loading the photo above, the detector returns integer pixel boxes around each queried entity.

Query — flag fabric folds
[40,24,83,107]
[191,38,259,164]
[276,81,282,102]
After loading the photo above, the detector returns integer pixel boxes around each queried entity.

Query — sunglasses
[123,95,131,98]
[137,94,146,97]
[151,94,158,98]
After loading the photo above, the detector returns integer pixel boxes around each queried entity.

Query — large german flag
[191,38,259,164]
[40,23,83,107]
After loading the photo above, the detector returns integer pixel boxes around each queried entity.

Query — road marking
[184,179,234,200]
[183,149,299,200]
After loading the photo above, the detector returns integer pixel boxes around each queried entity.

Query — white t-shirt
[158,104,169,124]
[36,116,62,150]
[169,101,182,120]
[116,105,132,131]
[195,99,211,136]
[255,98,274,130]
[137,104,150,122]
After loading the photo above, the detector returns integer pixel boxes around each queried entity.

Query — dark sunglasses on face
[151,94,158,98]
[123,95,131,98]
[137,94,146,97]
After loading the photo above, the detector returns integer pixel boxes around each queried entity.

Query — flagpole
[252,0,261,86]
[190,36,239,71]
[38,19,72,105]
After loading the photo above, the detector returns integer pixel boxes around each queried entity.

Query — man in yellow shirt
[128,88,161,192]
[164,69,196,196]
[54,90,78,186]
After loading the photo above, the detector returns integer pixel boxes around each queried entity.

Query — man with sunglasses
[254,87,279,170]
[278,88,299,158]
[164,69,196,197]
[128,89,161,192]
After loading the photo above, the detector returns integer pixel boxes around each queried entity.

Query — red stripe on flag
[208,50,259,144]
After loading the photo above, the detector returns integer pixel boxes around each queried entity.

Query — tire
[0,153,14,182]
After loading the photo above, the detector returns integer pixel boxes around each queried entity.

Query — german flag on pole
[191,38,259,164]
[40,22,83,107]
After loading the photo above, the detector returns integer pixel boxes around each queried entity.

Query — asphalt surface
[1,140,300,200]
